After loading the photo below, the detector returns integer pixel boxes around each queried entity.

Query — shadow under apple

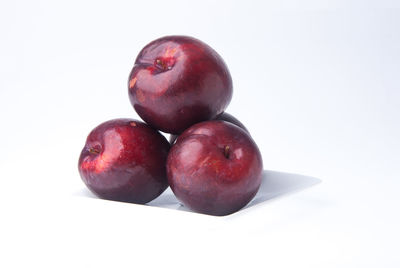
[148,170,321,212]
[75,170,321,214]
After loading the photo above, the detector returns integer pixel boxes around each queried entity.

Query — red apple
[169,112,248,144]
[128,35,233,134]
[78,119,170,204]
[166,121,263,216]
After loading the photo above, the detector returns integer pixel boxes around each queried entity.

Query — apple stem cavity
[155,58,174,71]
[155,59,163,68]
[155,58,167,71]
[224,145,230,159]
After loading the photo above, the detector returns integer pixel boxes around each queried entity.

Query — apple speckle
[129,77,137,88]
[136,88,146,103]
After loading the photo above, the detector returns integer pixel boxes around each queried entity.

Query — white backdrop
[1,0,399,267]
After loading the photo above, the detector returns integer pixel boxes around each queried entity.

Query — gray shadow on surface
[147,170,321,212]
[74,187,97,199]
[243,170,321,209]
[75,170,321,214]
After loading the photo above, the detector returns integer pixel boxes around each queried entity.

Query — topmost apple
[128,36,233,134]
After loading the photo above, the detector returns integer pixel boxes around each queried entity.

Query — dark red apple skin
[128,35,233,134]
[214,112,248,133]
[169,112,248,144]
[167,121,263,216]
[78,119,170,204]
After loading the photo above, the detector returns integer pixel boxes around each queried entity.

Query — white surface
[1,0,399,267]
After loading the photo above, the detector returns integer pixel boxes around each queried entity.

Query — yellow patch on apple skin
[164,47,177,57]
[95,156,108,173]
[136,89,146,103]
[129,77,137,88]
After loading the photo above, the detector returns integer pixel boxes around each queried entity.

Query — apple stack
[78,36,263,216]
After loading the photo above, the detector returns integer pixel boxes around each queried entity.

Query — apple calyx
[89,147,100,155]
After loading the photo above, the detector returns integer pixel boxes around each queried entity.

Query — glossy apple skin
[169,112,248,144]
[128,35,233,134]
[78,119,170,204]
[167,121,263,216]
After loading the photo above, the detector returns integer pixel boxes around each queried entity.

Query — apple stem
[224,145,230,159]
[89,148,100,154]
